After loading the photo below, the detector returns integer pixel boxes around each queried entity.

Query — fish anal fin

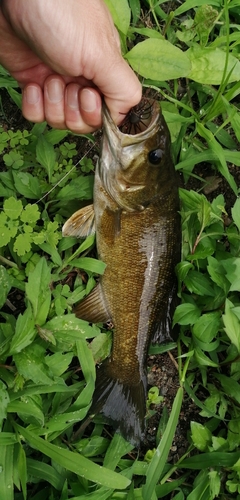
[62,204,95,238]
[74,284,111,324]
[88,361,147,447]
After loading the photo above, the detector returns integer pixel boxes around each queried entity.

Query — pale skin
[0,0,142,133]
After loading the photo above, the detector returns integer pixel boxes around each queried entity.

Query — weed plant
[0,0,240,498]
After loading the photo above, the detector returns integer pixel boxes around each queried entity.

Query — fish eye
[148,148,163,165]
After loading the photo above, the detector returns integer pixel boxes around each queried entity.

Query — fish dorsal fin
[74,284,111,324]
[62,204,95,238]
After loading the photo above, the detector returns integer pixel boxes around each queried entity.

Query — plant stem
[0,254,19,269]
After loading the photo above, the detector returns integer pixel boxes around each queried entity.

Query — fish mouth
[99,99,161,211]
[103,99,160,147]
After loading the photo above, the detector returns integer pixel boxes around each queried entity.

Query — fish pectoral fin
[74,284,111,324]
[62,204,95,238]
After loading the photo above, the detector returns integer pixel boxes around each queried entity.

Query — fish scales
[62,99,181,446]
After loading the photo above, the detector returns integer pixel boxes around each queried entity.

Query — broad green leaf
[7,87,22,108]
[180,451,240,469]
[215,374,240,404]
[175,0,220,16]
[232,198,240,232]
[196,122,238,195]
[20,204,40,225]
[3,196,22,219]
[12,171,42,199]
[222,257,240,292]
[14,444,27,500]
[192,312,221,343]
[45,314,99,340]
[25,257,51,325]
[184,270,215,297]
[142,387,183,500]
[187,46,240,84]
[223,299,240,353]
[129,27,163,40]
[45,352,73,377]
[103,433,133,470]
[0,433,18,445]
[0,265,12,308]
[8,398,44,426]
[173,303,201,326]
[0,380,10,427]
[76,436,109,459]
[14,344,54,385]
[189,236,216,261]
[191,422,212,452]
[44,128,69,145]
[17,425,131,490]
[90,333,112,363]
[0,212,18,246]
[175,261,193,283]
[104,0,130,36]
[27,458,65,490]
[37,407,88,435]
[38,242,62,267]
[14,232,32,256]
[70,257,106,274]
[194,347,219,367]
[71,487,114,500]
[76,338,96,386]
[9,304,36,354]
[207,256,230,294]
[36,135,56,182]
[125,39,191,80]
[0,445,14,500]
[57,175,93,201]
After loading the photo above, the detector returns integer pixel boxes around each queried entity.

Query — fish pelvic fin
[74,284,111,324]
[89,361,147,447]
[62,204,95,238]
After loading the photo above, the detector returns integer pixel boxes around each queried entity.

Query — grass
[0,0,240,498]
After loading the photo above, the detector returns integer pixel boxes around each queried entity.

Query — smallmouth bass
[63,99,181,446]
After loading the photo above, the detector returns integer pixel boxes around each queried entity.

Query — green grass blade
[17,425,131,490]
[0,445,14,500]
[180,451,240,469]
[196,122,238,195]
[142,387,183,500]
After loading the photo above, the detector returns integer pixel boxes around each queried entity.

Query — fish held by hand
[62,98,181,446]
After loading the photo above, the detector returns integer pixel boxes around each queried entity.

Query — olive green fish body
[63,100,181,445]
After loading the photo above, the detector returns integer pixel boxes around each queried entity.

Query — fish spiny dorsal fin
[62,204,95,238]
[74,284,111,324]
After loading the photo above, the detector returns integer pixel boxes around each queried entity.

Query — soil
[0,87,239,464]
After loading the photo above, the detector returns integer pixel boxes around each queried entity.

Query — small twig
[5,299,17,312]
[168,350,179,371]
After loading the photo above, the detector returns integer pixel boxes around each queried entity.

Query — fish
[62,98,181,446]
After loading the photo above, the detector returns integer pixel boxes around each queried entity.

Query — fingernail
[46,79,64,103]
[25,86,40,105]
[80,89,97,113]
[66,86,79,109]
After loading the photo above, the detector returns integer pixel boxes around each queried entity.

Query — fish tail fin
[89,361,147,447]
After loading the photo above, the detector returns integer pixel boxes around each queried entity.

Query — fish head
[98,99,173,212]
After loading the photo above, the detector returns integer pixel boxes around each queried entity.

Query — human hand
[0,0,142,133]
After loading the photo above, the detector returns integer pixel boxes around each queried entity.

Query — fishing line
[36,141,97,205]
